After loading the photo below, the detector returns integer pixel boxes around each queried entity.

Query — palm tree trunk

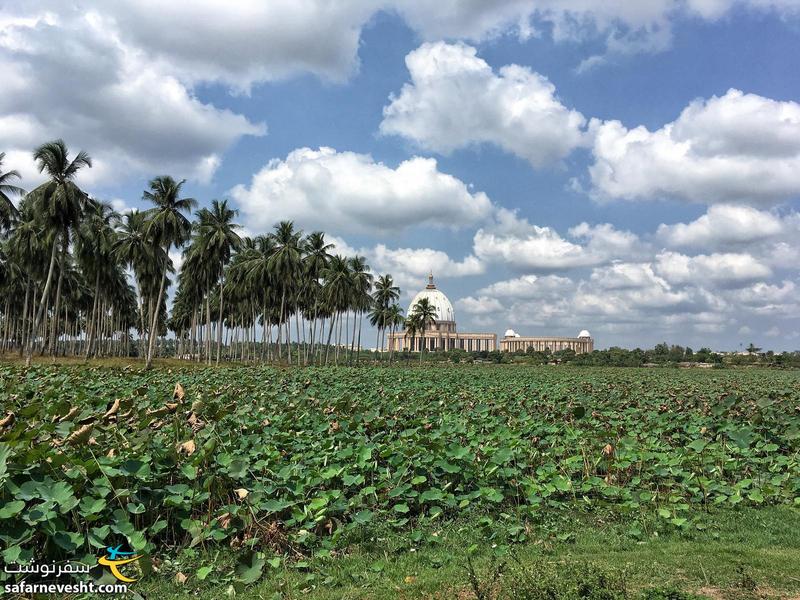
[145,245,170,369]
[350,310,357,365]
[251,308,257,364]
[196,304,202,360]
[19,280,30,357]
[2,297,10,353]
[285,318,292,364]
[277,289,285,362]
[48,293,58,356]
[85,270,101,359]
[145,295,154,359]
[48,237,68,360]
[136,284,146,359]
[260,299,268,363]
[324,313,337,366]
[95,297,105,356]
[216,263,225,365]
[356,312,363,366]
[37,291,50,356]
[26,233,60,367]
[309,303,320,365]
[205,276,211,365]
[190,304,197,360]
[337,312,346,365]
[295,310,302,367]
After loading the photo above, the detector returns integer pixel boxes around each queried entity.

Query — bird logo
[97,545,142,583]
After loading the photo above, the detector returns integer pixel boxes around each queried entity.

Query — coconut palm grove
[0,141,422,370]
[2,3,800,599]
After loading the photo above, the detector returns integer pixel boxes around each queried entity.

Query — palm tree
[347,256,373,365]
[301,232,332,364]
[173,247,209,361]
[76,199,119,359]
[233,234,277,363]
[409,297,437,363]
[0,152,25,231]
[222,242,261,362]
[368,305,386,358]
[196,199,241,364]
[114,210,160,357]
[386,304,404,363]
[269,221,302,364]
[371,274,400,360]
[5,199,44,356]
[142,175,196,369]
[746,343,762,355]
[404,315,418,363]
[24,139,91,366]
[321,255,352,366]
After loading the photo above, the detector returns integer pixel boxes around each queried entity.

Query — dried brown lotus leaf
[57,407,79,423]
[66,424,93,446]
[103,399,121,420]
[173,383,185,403]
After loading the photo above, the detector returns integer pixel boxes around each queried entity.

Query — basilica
[386,275,594,354]
[386,274,497,352]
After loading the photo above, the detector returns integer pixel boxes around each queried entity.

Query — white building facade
[386,275,497,352]
[500,329,594,354]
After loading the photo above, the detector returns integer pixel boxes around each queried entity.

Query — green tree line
[0,141,415,367]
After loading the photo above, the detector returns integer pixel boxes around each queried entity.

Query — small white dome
[408,274,455,322]
[514,333,520,338]
[504,329,517,338]
[578,330,591,338]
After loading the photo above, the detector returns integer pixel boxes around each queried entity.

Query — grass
[135,506,800,599]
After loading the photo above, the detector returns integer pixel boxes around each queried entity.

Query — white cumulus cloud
[456,296,505,315]
[0,7,265,188]
[654,251,772,287]
[473,211,640,271]
[380,42,587,168]
[369,244,484,293]
[656,204,787,248]
[478,274,574,299]
[589,89,800,205]
[394,1,800,67]
[229,147,494,235]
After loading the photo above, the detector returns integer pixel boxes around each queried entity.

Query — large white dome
[578,330,591,338]
[408,274,455,322]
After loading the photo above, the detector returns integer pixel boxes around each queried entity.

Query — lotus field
[1,364,799,589]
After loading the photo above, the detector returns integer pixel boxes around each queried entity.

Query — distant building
[500,329,594,354]
[386,274,497,352]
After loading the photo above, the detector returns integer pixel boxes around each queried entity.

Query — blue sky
[2,1,800,350]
